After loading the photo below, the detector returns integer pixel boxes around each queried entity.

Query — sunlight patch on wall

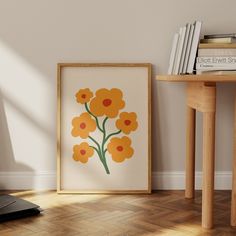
[0,40,55,171]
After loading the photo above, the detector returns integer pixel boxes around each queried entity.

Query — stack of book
[168,21,202,75]
[196,33,236,75]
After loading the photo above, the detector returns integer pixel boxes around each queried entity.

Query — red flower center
[116,146,123,152]
[103,99,112,107]
[124,119,131,126]
[80,122,86,129]
[80,149,86,155]
[81,94,86,99]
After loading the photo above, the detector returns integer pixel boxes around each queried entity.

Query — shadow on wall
[0,88,34,188]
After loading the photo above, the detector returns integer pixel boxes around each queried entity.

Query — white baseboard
[152,171,232,190]
[0,171,56,190]
[0,171,232,190]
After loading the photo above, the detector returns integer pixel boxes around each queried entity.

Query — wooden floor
[0,190,236,236]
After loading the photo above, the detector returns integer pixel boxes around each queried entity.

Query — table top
[156,75,236,82]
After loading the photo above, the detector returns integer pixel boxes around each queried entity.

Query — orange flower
[89,88,125,118]
[116,112,138,134]
[73,142,94,163]
[107,136,134,163]
[76,88,93,104]
[71,112,96,138]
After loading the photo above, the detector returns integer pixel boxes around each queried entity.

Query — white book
[204,33,236,39]
[173,26,186,74]
[179,23,191,74]
[173,28,182,75]
[196,70,236,75]
[196,56,236,64]
[196,64,236,70]
[183,24,194,73]
[198,48,236,56]
[201,37,236,43]
[168,33,179,75]
[187,21,202,74]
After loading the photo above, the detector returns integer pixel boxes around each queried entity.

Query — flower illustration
[76,88,93,104]
[116,112,138,134]
[71,112,96,138]
[89,88,125,118]
[73,142,94,163]
[107,136,134,163]
[72,87,138,174]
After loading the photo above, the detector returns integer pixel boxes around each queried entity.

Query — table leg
[231,98,236,226]
[202,112,215,229]
[185,106,196,199]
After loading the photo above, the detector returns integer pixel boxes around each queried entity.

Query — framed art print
[57,63,151,193]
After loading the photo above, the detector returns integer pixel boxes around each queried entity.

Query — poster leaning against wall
[57,63,151,193]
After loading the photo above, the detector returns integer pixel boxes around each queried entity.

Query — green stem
[97,151,106,167]
[105,130,121,143]
[90,145,99,154]
[87,114,111,174]
[101,117,110,174]
[102,117,108,152]
[93,148,110,174]
[88,136,101,152]
[85,103,103,132]
[101,152,110,174]
[102,117,108,132]
[89,135,110,174]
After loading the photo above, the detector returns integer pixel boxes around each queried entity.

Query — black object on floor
[0,194,41,222]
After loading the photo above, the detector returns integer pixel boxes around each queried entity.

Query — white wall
[0,0,236,189]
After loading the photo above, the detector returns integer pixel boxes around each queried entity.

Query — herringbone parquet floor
[0,190,236,236]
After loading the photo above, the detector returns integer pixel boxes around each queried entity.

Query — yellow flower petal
[116,112,138,134]
[72,142,94,163]
[90,88,125,118]
[71,113,96,138]
[76,88,93,104]
[107,136,134,163]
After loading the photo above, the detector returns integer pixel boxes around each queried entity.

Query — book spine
[187,21,202,73]
[173,27,185,75]
[196,64,236,70]
[196,56,236,64]
[199,43,236,49]
[196,70,236,75]
[179,23,190,74]
[168,33,179,75]
[183,24,194,73]
[198,48,236,56]
[204,33,236,39]
[201,38,234,43]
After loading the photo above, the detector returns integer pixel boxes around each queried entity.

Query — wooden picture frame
[57,63,151,193]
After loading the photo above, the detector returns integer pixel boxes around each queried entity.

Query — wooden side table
[156,75,236,229]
